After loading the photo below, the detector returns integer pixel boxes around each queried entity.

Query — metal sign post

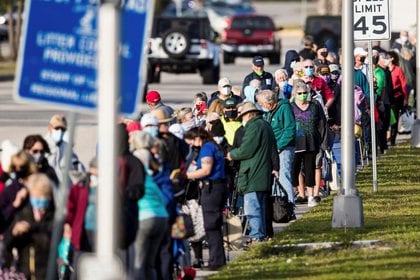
[353,0,390,192]
[332,0,364,228]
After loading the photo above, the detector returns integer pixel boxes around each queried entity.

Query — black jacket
[5,201,55,279]
[242,71,275,93]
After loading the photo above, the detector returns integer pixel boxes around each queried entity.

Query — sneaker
[314,196,321,203]
[308,196,319,207]
[295,196,307,204]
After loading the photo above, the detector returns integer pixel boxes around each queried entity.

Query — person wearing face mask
[44,114,85,187]
[0,151,37,234]
[313,44,330,69]
[274,69,293,100]
[391,30,415,52]
[241,56,275,94]
[4,173,55,280]
[227,102,276,244]
[207,77,242,109]
[22,134,59,188]
[257,89,296,220]
[186,127,227,270]
[282,49,300,78]
[373,53,392,154]
[302,59,335,110]
[175,107,196,132]
[62,156,98,279]
[290,80,328,208]
[220,98,242,146]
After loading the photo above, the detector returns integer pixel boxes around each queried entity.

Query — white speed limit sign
[353,0,390,41]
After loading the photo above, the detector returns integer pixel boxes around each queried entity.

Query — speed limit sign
[353,0,390,41]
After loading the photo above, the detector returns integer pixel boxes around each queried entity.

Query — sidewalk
[195,203,310,279]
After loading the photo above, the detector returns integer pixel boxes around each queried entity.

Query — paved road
[0,0,306,165]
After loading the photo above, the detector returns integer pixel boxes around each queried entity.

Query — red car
[221,14,282,64]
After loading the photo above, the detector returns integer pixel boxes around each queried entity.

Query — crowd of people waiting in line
[0,30,416,279]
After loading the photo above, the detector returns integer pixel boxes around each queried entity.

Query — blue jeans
[279,146,295,204]
[244,192,266,240]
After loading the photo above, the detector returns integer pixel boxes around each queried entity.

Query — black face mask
[14,166,29,179]
[360,56,366,63]
[225,110,237,120]
[320,51,328,58]
[192,146,201,153]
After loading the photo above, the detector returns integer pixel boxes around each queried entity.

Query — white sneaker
[308,196,319,207]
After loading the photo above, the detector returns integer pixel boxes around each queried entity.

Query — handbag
[171,208,195,239]
[271,178,291,223]
[398,108,415,134]
[181,199,205,242]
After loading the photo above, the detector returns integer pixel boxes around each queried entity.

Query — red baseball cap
[146,90,161,103]
[126,121,141,133]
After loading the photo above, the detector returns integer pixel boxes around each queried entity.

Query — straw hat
[236,102,262,120]
[151,108,174,124]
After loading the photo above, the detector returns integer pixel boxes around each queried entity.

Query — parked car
[221,14,282,64]
[147,16,220,84]
[304,15,341,49]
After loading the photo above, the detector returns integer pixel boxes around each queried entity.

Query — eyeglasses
[54,127,66,131]
[31,149,44,154]
[304,65,314,69]
[297,92,307,95]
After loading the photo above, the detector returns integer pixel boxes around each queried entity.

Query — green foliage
[211,143,420,279]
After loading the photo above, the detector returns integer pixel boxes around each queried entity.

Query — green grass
[211,143,420,279]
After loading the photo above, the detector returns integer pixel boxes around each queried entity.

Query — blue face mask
[261,107,270,112]
[30,197,49,210]
[51,129,64,144]
[143,126,159,137]
[304,67,314,77]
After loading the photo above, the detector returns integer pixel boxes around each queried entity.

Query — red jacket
[389,65,408,100]
[66,182,89,250]
[310,76,335,104]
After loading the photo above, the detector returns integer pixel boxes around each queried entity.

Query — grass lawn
[211,143,420,279]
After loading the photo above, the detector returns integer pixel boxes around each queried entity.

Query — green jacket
[265,99,296,151]
[229,116,275,194]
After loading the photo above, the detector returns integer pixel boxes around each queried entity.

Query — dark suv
[304,15,341,48]
[221,14,282,64]
[147,16,220,84]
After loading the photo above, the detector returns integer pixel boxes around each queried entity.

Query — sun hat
[151,108,174,124]
[236,102,262,120]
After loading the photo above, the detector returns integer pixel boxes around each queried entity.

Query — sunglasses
[297,92,307,95]
[54,127,66,131]
[31,149,44,154]
[304,65,314,69]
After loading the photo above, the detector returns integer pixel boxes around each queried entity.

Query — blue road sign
[15,0,152,115]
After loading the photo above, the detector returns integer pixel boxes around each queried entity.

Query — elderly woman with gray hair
[290,79,328,208]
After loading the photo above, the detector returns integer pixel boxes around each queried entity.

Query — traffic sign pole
[79,1,124,279]
[332,0,364,228]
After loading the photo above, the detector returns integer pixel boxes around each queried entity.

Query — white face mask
[51,129,64,144]
[242,120,247,127]
[290,61,296,69]
[401,36,409,43]
[383,59,390,66]
[220,87,231,96]
[182,119,195,131]
[90,175,98,187]
[213,136,224,144]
